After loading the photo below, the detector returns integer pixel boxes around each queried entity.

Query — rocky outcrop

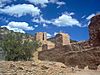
[0,27,11,40]
[89,14,100,46]
[64,46,100,69]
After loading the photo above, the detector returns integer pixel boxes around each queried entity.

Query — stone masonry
[55,32,70,47]
[35,32,70,50]
[33,32,70,62]
[35,32,47,42]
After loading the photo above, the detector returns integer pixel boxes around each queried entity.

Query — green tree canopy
[0,32,41,61]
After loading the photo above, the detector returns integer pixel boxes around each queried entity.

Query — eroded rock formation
[89,14,100,46]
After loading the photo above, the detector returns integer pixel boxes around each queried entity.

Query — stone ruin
[35,32,70,51]
[32,32,70,62]
[55,33,70,47]
[38,14,100,70]
[35,32,47,43]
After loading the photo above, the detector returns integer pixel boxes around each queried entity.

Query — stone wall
[35,32,70,50]
[38,43,100,70]
[55,33,70,47]
[35,32,47,42]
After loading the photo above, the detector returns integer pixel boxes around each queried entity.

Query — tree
[1,32,41,61]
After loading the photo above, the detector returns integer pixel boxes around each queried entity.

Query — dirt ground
[0,61,100,75]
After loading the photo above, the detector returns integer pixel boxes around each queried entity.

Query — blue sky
[0,0,100,41]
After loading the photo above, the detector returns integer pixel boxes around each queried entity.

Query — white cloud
[8,21,34,30]
[2,21,34,33]
[50,0,66,6]
[56,1,65,5]
[27,0,65,8]
[39,16,51,24]
[5,26,25,33]
[43,23,48,27]
[56,1,65,8]
[26,0,48,7]
[81,15,86,19]
[32,15,52,24]
[32,12,81,27]
[27,0,48,4]
[87,21,91,25]
[47,33,52,38]
[0,4,41,17]
[63,12,75,16]
[52,13,81,27]
[34,25,39,27]
[82,14,95,28]
[54,32,58,36]
[32,16,49,27]
[56,2,66,5]
[69,12,75,15]
[86,14,95,20]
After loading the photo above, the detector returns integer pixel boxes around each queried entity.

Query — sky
[0,0,100,41]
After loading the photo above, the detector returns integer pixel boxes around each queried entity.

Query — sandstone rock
[17,66,24,70]
[84,66,89,70]
[31,62,37,66]
[97,65,100,71]
[41,65,49,70]
[10,63,16,69]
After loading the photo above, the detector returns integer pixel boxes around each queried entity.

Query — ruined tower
[55,32,70,47]
[33,32,47,62]
[35,32,47,42]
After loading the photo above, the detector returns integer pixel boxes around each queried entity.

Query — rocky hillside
[0,27,34,41]
[0,27,11,40]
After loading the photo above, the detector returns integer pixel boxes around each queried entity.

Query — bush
[0,32,41,61]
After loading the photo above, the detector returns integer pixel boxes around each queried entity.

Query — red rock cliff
[89,14,100,46]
